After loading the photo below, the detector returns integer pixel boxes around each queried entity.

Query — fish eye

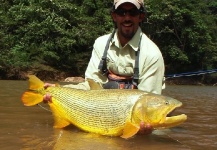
[165,101,169,105]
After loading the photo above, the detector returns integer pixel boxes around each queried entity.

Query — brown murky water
[0,80,216,150]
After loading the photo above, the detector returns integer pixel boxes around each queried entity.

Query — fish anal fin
[53,117,70,129]
[121,122,140,139]
[49,101,70,128]
[22,91,43,106]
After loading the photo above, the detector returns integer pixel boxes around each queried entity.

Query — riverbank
[0,70,216,86]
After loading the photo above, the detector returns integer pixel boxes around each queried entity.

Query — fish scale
[47,87,144,135]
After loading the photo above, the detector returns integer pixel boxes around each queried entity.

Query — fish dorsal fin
[87,78,103,90]
[121,122,140,139]
[55,83,60,87]
[28,75,44,90]
[49,98,70,128]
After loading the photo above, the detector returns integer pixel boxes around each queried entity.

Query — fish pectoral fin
[49,101,70,128]
[121,122,140,139]
[21,91,43,106]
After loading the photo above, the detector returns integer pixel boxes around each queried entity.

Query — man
[62,0,165,94]
[44,0,165,134]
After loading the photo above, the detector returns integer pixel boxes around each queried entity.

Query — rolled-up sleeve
[138,54,165,94]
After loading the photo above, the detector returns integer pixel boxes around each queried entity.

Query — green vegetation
[0,0,216,83]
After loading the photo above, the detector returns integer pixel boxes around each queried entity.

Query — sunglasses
[114,8,140,17]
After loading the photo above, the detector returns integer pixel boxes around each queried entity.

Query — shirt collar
[111,27,143,51]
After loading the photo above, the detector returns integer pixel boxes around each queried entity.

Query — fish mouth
[160,104,187,128]
[164,114,187,127]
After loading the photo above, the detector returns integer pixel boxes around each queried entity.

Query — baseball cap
[114,0,144,9]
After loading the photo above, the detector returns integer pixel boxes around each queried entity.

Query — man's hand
[43,93,52,103]
[43,83,55,103]
[44,83,55,89]
[139,122,153,135]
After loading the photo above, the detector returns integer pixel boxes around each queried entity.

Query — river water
[0,80,216,150]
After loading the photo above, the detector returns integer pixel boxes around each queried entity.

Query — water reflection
[0,80,216,149]
[52,127,189,150]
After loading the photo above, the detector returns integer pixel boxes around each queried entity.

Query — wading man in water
[44,0,165,134]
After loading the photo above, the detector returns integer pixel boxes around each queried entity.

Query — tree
[142,0,217,74]
[0,0,114,78]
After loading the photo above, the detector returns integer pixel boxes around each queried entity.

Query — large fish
[21,75,187,139]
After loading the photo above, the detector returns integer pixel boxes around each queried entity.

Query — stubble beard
[120,28,135,40]
[119,24,136,40]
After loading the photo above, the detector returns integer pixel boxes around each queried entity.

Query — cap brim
[115,0,140,9]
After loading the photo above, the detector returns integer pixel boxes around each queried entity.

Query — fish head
[131,93,187,129]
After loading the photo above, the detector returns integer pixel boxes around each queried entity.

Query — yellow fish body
[21,75,187,139]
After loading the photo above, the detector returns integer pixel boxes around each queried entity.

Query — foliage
[142,0,217,74]
[0,0,113,77]
[0,0,216,80]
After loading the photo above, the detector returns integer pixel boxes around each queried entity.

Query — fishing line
[167,134,192,149]
[37,104,52,112]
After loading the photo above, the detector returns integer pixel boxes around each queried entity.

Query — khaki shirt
[64,27,165,94]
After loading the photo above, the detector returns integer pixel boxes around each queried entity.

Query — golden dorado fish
[21,75,187,139]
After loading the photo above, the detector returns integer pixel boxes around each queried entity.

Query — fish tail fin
[22,91,44,106]
[21,75,45,106]
[28,75,45,90]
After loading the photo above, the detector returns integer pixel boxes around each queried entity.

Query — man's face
[112,3,144,40]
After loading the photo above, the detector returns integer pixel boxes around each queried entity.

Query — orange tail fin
[21,75,44,106]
